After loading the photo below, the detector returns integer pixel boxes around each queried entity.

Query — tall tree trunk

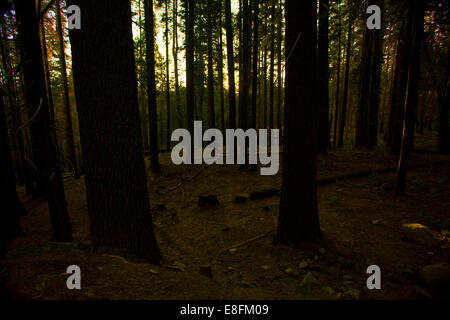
[387,24,409,155]
[185,0,195,160]
[276,1,282,130]
[225,0,236,129]
[239,0,250,131]
[269,1,275,130]
[276,0,321,244]
[333,3,342,148]
[0,82,25,243]
[338,11,354,148]
[218,0,226,132]
[68,0,161,262]
[317,0,330,153]
[251,0,259,130]
[173,0,182,129]
[368,0,384,147]
[144,0,161,172]
[165,0,171,150]
[207,0,216,129]
[56,0,78,178]
[396,0,425,196]
[438,51,449,155]
[15,0,72,242]
[263,45,268,129]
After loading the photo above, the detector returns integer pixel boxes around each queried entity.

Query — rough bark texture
[276,0,321,244]
[68,0,160,262]
[165,0,171,150]
[251,0,259,130]
[15,0,72,242]
[185,0,195,153]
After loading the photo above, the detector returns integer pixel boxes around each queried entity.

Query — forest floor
[1,131,450,300]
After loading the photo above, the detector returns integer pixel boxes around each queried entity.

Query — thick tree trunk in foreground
[317,0,330,153]
[438,51,449,155]
[56,0,78,178]
[144,0,161,172]
[251,0,259,130]
[396,0,425,196]
[165,0,171,150]
[68,0,160,262]
[276,0,321,244]
[15,0,72,242]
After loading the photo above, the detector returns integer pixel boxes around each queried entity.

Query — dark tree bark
[438,50,449,155]
[165,0,171,150]
[276,0,321,244]
[225,0,236,129]
[396,0,425,196]
[263,45,268,129]
[185,0,195,153]
[218,0,226,132]
[317,0,330,153]
[144,0,161,172]
[173,0,182,129]
[387,24,409,155]
[68,0,160,262]
[356,0,384,148]
[251,0,259,130]
[207,0,216,129]
[276,1,283,130]
[269,1,275,130]
[333,4,342,148]
[0,82,25,243]
[14,0,72,242]
[239,0,250,132]
[338,11,354,148]
[56,0,78,178]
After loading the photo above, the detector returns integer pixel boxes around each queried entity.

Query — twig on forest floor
[212,230,274,264]
[162,164,213,195]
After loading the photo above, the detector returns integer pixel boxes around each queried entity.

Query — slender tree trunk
[56,0,78,178]
[263,46,268,129]
[276,1,282,130]
[207,0,216,129]
[269,1,275,130]
[15,0,72,242]
[239,0,250,131]
[438,51,449,155]
[173,0,182,129]
[317,0,330,153]
[218,0,225,132]
[338,11,353,148]
[396,0,425,196]
[251,0,259,130]
[185,0,195,160]
[276,0,321,244]
[164,0,171,150]
[225,0,236,129]
[144,0,161,172]
[333,3,342,148]
[387,26,409,155]
[68,0,161,262]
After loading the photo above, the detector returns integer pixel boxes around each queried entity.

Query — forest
[0,0,449,301]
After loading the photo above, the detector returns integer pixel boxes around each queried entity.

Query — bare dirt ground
[1,135,449,300]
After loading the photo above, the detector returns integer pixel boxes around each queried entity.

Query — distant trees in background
[0,0,448,254]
